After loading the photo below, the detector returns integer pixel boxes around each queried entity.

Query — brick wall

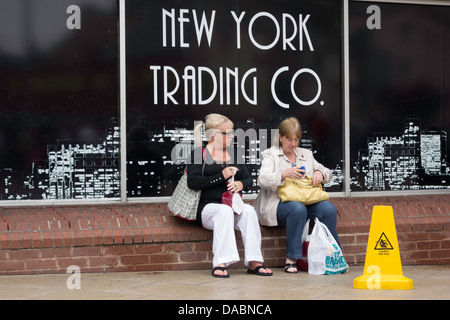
[0,194,449,275]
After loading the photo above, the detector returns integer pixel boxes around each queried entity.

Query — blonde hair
[194,113,234,147]
[274,117,302,146]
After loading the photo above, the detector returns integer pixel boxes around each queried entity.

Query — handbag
[296,219,312,272]
[307,218,349,275]
[277,175,329,205]
[221,176,245,214]
[167,148,205,221]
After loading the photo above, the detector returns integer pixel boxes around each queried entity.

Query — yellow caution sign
[353,206,413,290]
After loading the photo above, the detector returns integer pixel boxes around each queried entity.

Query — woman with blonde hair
[187,113,272,278]
[254,117,341,273]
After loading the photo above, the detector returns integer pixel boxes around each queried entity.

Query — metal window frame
[0,0,448,207]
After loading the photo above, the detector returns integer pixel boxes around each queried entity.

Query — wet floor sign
[353,206,413,290]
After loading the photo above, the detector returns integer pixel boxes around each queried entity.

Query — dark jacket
[187,146,253,226]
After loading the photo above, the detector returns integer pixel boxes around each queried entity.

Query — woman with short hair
[187,113,272,278]
[254,117,341,273]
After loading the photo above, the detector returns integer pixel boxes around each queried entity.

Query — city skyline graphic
[351,115,449,191]
[0,118,120,200]
[0,114,448,201]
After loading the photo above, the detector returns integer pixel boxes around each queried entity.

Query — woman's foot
[247,261,272,276]
[212,264,229,278]
[284,259,298,273]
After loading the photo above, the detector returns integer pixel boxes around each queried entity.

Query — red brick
[82,229,94,246]
[134,244,161,255]
[103,244,133,256]
[430,249,450,259]
[409,250,429,259]
[120,255,149,265]
[21,231,33,249]
[442,240,450,249]
[73,246,102,257]
[92,229,104,246]
[40,247,72,259]
[9,232,21,249]
[150,227,162,242]
[52,231,64,247]
[58,257,88,269]
[89,256,119,268]
[41,231,53,247]
[417,240,441,250]
[113,229,123,244]
[72,230,84,247]
[131,227,143,243]
[122,228,133,244]
[0,222,8,232]
[149,253,179,264]
[8,249,39,260]
[61,230,73,247]
[0,260,25,272]
[26,259,57,271]
[99,228,111,245]
[0,233,9,249]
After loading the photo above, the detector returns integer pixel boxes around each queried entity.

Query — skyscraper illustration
[353,115,448,190]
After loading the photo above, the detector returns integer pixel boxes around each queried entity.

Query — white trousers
[201,203,264,267]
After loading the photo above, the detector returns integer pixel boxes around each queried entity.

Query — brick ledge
[0,194,449,275]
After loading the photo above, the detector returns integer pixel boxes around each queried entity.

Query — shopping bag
[296,219,311,272]
[221,175,244,214]
[167,148,206,221]
[167,170,201,221]
[308,218,348,275]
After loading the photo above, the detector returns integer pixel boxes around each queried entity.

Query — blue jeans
[276,200,341,260]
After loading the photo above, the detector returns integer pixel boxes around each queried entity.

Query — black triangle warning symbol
[374,232,394,250]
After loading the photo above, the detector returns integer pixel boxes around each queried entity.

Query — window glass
[0,0,119,200]
[125,0,344,197]
[349,2,450,191]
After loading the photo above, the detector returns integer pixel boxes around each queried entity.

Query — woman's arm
[311,157,332,184]
[235,164,253,191]
[257,154,283,190]
[186,162,226,191]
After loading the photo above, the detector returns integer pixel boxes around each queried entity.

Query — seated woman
[187,113,272,278]
[254,117,341,273]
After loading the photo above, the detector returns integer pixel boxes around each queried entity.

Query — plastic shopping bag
[221,191,244,214]
[308,218,349,275]
[296,219,311,272]
[221,176,244,215]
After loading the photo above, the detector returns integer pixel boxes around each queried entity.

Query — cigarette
[293,149,297,155]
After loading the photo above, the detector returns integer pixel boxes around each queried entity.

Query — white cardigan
[253,146,332,227]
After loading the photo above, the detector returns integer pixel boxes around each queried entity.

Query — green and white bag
[308,218,349,275]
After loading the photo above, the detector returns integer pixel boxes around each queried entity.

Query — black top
[186,146,253,226]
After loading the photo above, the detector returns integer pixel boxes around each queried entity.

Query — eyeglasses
[220,132,234,137]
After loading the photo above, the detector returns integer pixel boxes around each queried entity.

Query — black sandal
[247,265,273,276]
[212,266,230,278]
[284,263,298,273]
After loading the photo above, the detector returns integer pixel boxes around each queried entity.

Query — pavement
[0,265,449,300]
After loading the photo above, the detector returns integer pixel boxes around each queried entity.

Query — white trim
[1,188,447,207]
[119,0,127,203]
[0,0,449,208]
[352,0,450,6]
[343,0,351,197]
[126,196,173,203]
[0,198,122,207]
[343,189,450,197]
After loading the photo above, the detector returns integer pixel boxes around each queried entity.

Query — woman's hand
[281,166,306,180]
[312,170,324,186]
[227,180,243,193]
[222,166,239,180]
